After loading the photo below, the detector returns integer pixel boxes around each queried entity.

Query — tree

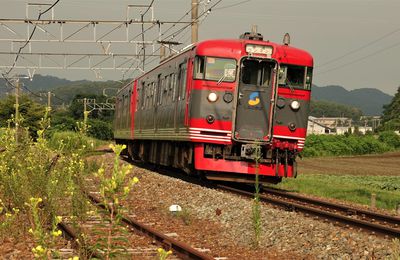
[381,86,400,130]
[310,100,363,120]
[0,94,46,136]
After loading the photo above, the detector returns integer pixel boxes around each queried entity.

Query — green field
[275,174,400,210]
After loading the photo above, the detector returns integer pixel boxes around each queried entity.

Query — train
[114,30,313,184]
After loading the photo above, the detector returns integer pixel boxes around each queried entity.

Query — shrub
[87,119,113,140]
[302,134,393,157]
[48,131,100,152]
[378,131,400,148]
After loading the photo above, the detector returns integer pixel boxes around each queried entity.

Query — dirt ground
[298,151,400,176]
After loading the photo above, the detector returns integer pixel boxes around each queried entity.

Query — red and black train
[114,31,313,183]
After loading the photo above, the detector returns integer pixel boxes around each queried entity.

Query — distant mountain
[312,85,393,115]
[51,81,122,105]
[1,75,394,116]
[0,74,88,96]
[0,75,125,105]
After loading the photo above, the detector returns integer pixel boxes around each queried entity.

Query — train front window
[240,59,274,86]
[194,56,236,83]
[278,65,309,89]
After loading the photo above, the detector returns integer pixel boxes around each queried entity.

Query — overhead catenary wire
[125,0,223,80]
[145,0,224,65]
[316,39,400,75]
[4,0,61,77]
[123,0,214,80]
[214,0,251,10]
[317,27,400,68]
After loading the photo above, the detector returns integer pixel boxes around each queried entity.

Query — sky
[0,0,399,95]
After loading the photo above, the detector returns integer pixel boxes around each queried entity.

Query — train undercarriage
[116,139,298,184]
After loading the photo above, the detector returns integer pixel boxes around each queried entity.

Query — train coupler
[240,144,262,160]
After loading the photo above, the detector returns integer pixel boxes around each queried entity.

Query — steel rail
[86,192,214,260]
[218,185,400,238]
[57,221,103,259]
[262,187,400,226]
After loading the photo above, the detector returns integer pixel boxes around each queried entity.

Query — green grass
[273,174,400,210]
[48,131,108,152]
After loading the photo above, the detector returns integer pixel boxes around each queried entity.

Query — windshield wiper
[217,74,226,85]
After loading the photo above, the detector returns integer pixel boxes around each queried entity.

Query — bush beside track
[302,131,400,157]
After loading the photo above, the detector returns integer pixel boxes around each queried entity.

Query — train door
[233,59,276,141]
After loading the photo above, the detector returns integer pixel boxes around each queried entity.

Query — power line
[318,27,400,68]
[124,0,224,80]
[123,0,202,79]
[316,40,400,75]
[214,0,251,10]
[4,0,61,76]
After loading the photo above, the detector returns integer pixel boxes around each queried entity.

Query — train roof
[195,38,313,67]
[117,37,314,93]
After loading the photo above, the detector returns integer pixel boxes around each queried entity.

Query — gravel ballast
[93,153,396,259]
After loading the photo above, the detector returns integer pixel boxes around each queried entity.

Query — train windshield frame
[240,58,275,86]
[194,56,236,83]
[278,64,313,90]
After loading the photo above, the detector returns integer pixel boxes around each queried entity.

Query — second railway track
[218,184,400,238]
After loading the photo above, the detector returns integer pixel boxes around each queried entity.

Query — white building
[307,116,332,135]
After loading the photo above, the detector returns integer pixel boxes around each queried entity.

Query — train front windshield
[240,59,274,86]
[194,56,236,83]
[278,65,313,90]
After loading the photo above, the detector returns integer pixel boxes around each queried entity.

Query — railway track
[85,191,214,260]
[217,184,400,238]
[57,190,214,260]
[120,155,400,238]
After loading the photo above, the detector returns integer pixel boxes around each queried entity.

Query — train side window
[152,82,157,107]
[164,75,169,92]
[157,74,162,106]
[305,67,313,90]
[178,62,187,100]
[194,56,205,79]
[136,87,140,111]
[141,82,145,110]
[172,73,177,101]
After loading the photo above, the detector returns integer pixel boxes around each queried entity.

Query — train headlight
[290,100,300,110]
[207,92,218,102]
[288,122,296,131]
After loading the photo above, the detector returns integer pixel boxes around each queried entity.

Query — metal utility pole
[46,91,56,112]
[191,0,199,43]
[15,78,20,143]
[39,91,55,112]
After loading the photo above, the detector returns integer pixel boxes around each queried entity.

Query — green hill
[312,85,393,115]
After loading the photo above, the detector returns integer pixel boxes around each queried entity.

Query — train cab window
[278,65,308,90]
[194,56,236,83]
[205,57,236,82]
[241,59,273,86]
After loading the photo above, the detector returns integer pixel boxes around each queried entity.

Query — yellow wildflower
[52,230,62,237]
[55,216,63,223]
